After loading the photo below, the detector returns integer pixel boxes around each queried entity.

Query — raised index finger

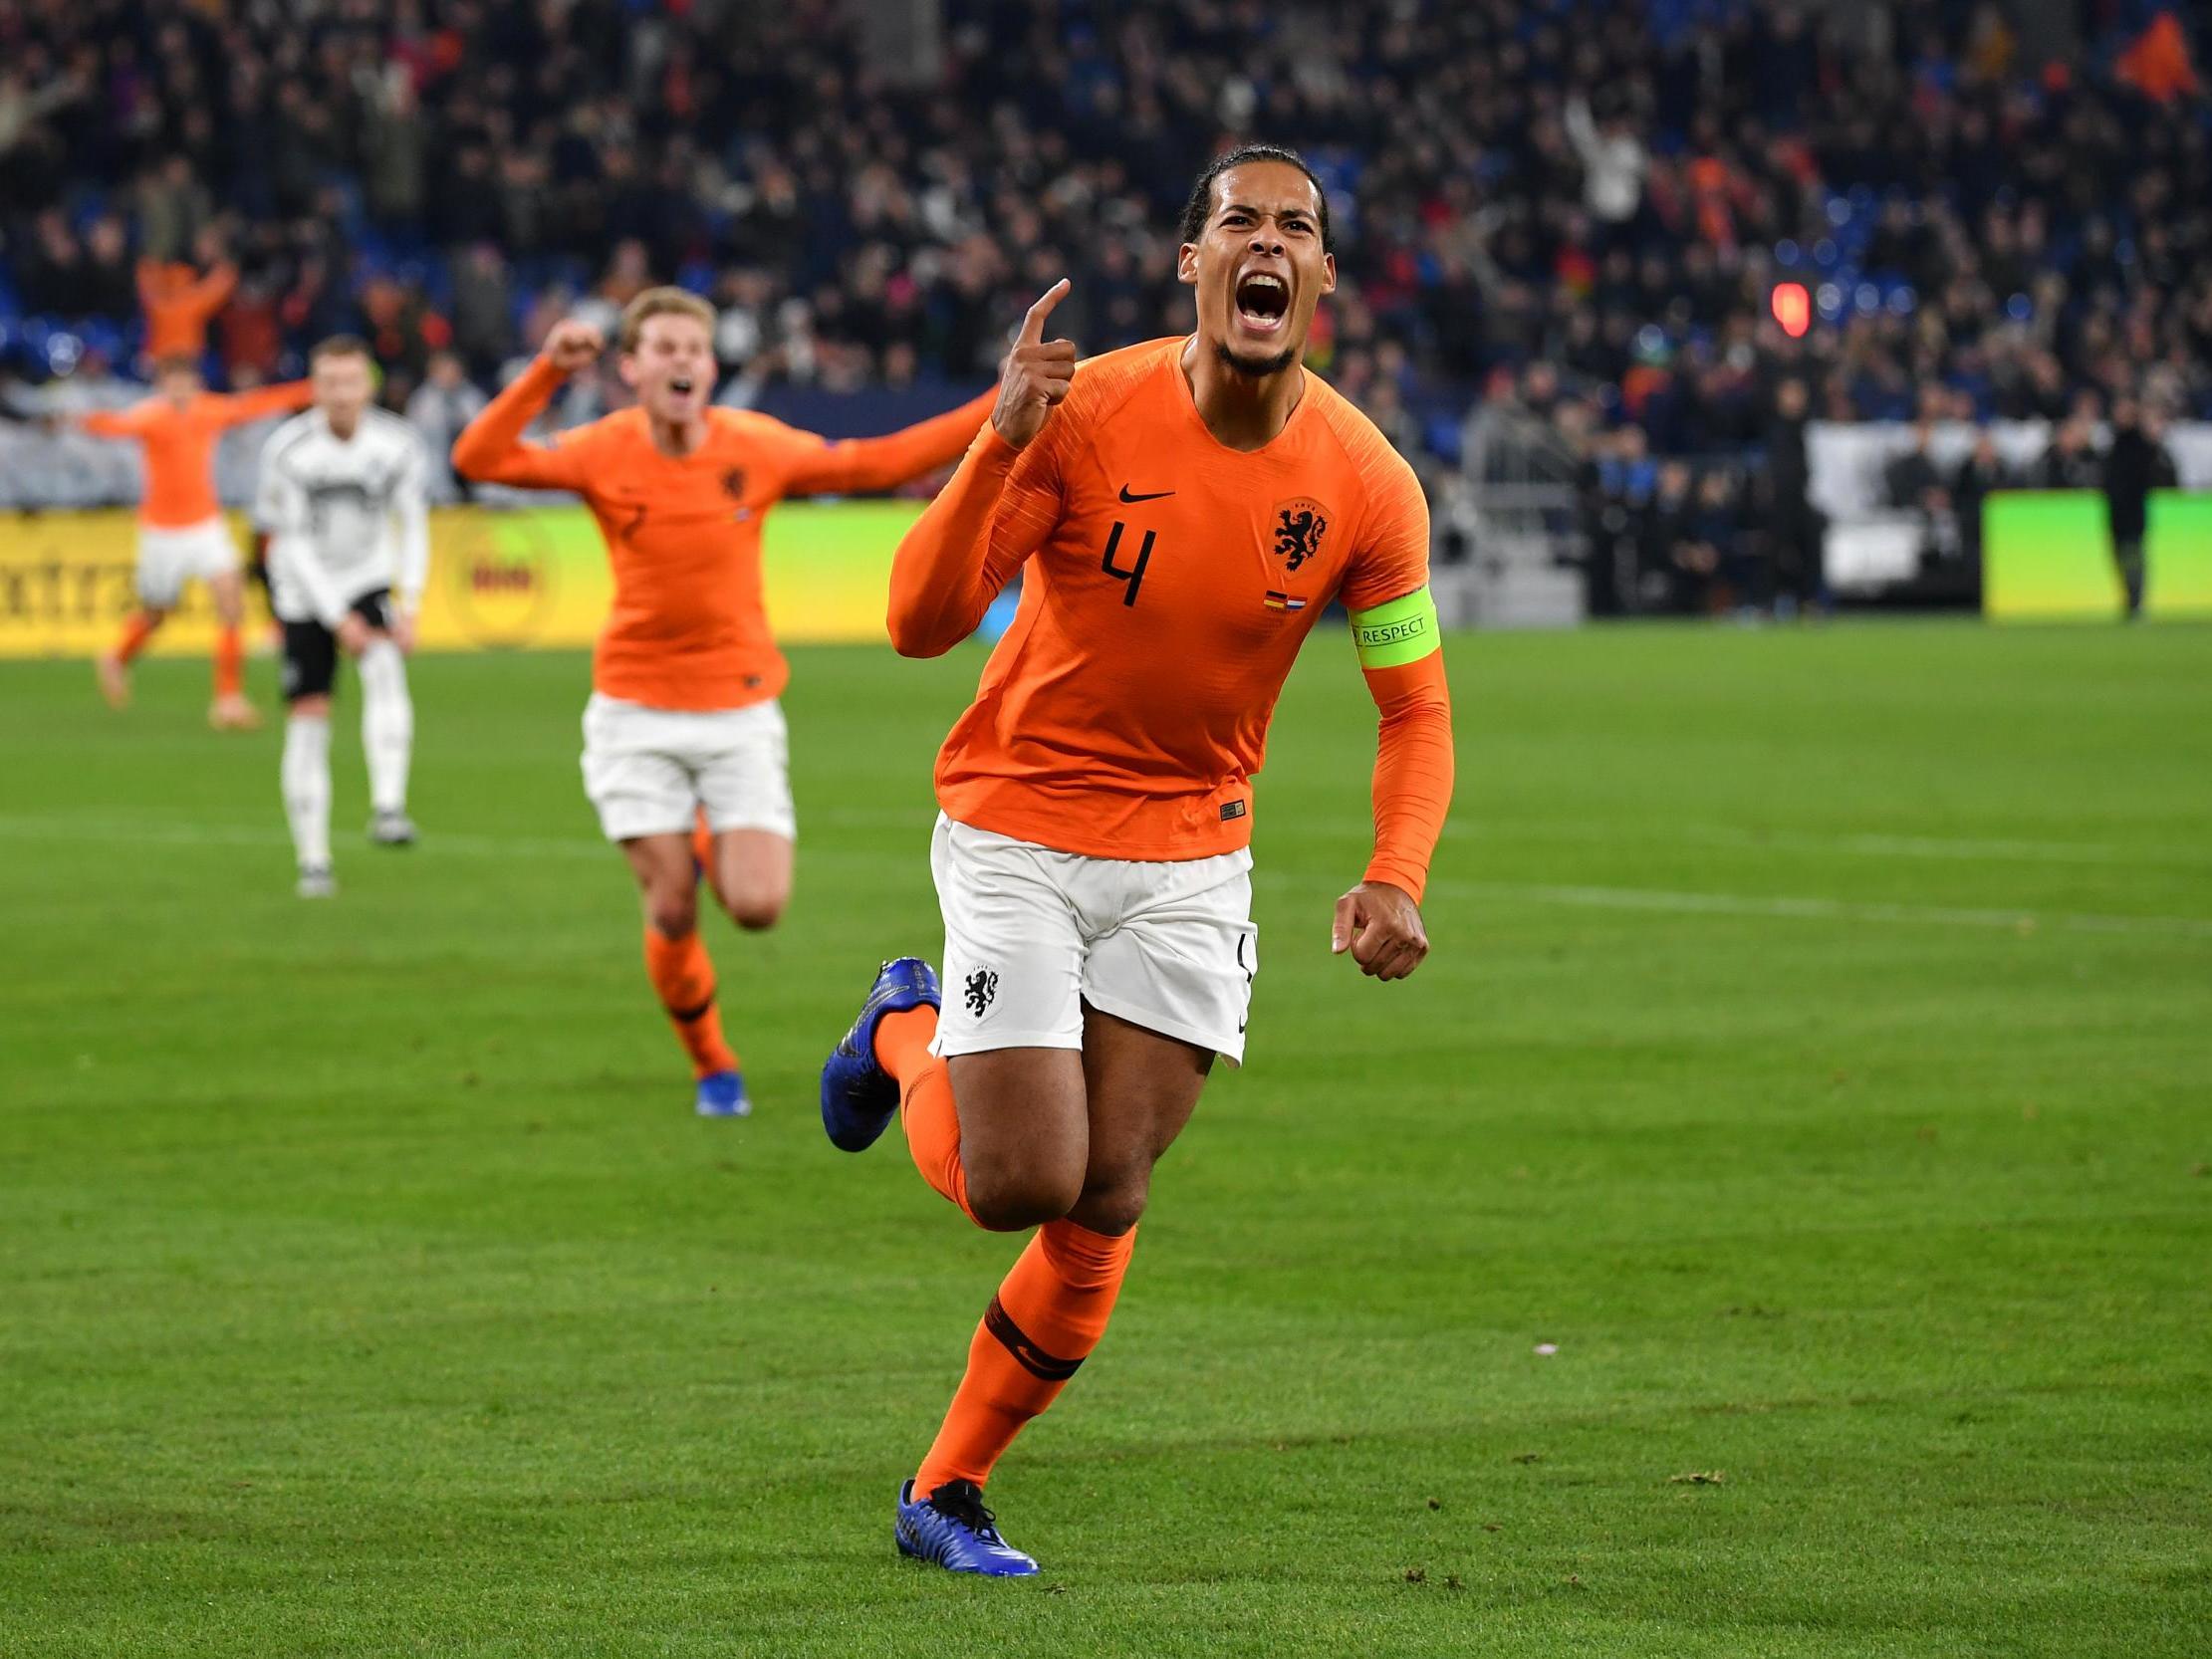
[1017,279,1072,346]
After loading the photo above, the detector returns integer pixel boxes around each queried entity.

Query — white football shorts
[135,517,239,607]
[929,812,1258,1066]
[579,693,796,843]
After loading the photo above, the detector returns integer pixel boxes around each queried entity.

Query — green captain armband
[1349,586,1440,670]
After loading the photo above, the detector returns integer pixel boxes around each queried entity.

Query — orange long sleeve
[1360,652,1454,903]
[79,405,153,440]
[784,391,995,496]
[884,422,1053,657]
[213,379,313,427]
[449,356,589,490]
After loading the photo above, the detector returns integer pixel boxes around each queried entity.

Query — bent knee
[644,894,698,940]
[1069,1173,1150,1237]
[722,890,786,932]
[964,1158,1084,1233]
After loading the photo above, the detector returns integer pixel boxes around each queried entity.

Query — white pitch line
[3,814,2206,943]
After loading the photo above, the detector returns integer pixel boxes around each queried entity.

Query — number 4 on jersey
[1100,520,1154,607]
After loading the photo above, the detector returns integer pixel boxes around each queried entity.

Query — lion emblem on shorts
[1272,500,1330,572]
[962,968,999,1017]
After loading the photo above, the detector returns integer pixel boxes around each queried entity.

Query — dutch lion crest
[1272,499,1330,572]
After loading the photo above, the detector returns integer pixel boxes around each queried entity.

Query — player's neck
[327,413,360,441]
[647,412,709,459]
[1180,337,1305,452]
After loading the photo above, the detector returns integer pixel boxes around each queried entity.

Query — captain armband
[1349,586,1441,670]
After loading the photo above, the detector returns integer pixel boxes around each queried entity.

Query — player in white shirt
[253,337,431,897]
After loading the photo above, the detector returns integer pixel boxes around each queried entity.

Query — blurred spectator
[0,0,2205,603]
[1564,94,1648,245]
[81,216,137,321]
[2033,416,2103,489]
[450,246,516,381]
[1759,378,1825,616]
[1951,429,2014,575]
[2102,399,2179,618]
[136,237,236,364]
[1643,459,1710,614]
[1885,416,1955,569]
[406,352,490,501]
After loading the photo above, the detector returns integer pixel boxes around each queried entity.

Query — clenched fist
[1331,880,1430,981]
[993,279,1077,449]
[542,320,606,374]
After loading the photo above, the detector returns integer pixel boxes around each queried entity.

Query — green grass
[3,621,2208,1657]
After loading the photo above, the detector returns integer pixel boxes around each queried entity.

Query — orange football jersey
[889,338,1439,868]
[452,358,992,710]
[81,381,313,528]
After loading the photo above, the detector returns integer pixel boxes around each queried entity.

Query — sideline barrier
[0,501,924,657]
[1982,490,2212,622]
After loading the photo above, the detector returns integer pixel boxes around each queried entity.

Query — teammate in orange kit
[817,145,1456,1574]
[74,356,312,728]
[137,247,237,362]
[452,288,994,1118]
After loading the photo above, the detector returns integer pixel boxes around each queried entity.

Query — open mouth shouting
[1233,269,1291,337]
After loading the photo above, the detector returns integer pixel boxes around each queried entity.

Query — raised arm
[185,261,238,321]
[450,324,602,491]
[76,402,155,441]
[213,379,314,428]
[885,281,1076,657]
[1564,95,1601,165]
[782,389,997,497]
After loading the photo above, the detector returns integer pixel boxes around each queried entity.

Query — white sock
[282,713,332,869]
[358,640,414,815]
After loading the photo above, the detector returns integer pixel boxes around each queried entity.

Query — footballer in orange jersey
[818,145,1455,1574]
[136,254,238,363]
[452,289,994,1118]
[74,357,312,728]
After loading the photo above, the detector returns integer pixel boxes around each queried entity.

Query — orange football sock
[641,924,738,1078]
[875,1006,975,1223]
[913,1219,1137,1497]
[690,807,713,876]
[114,610,159,664]
[212,625,243,697]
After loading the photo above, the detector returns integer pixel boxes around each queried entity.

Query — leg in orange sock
[213,625,244,697]
[913,1219,1137,1497]
[641,925,739,1079]
[875,1006,975,1221]
[115,610,160,663]
[206,624,262,729]
[98,610,161,709]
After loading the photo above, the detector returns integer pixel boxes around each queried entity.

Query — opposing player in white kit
[252,337,431,897]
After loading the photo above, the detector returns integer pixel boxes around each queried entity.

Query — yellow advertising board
[1982,489,2212,621]
[0,501,925,657]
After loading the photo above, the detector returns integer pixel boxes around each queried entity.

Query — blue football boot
[894,1479,1039,1576]
[820,957,939,1152]
[695,1068,750,1118]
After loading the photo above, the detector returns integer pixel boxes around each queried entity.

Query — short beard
[1214,340,1299,380]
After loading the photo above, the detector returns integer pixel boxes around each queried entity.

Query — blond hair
[617,287,716,352]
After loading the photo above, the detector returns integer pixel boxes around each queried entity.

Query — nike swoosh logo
[1118,486,1175,503]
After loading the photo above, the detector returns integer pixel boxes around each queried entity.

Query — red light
[1771,282,1810,339]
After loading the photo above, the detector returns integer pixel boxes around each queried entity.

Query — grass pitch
[3,621,2208,1657]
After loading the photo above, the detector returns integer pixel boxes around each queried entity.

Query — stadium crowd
[1,0,2204,607]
